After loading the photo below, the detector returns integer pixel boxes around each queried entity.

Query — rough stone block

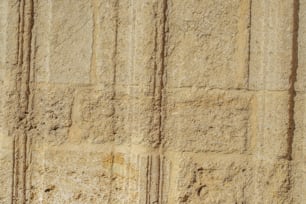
[166,0,250,89]
[30,148,170,204]
[69,87,115,144]
[113,85,163,147]
[168,154,252,203]
[32,85,75,145]
[0,82,11,204]
[29,148,112,203]
[0,149,12,203]
[164,88,252,153]
[253,159,291,203]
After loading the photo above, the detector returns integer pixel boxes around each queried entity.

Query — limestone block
[34,0,51,83]
[167,0,250,89]
[164,88,252,153]
[29,147,112,203]
[0,0,7,81]
[69,87,115,144]
[125,97,160,146]
[253,92,290,159]
[112,96,131,145]
[94,0,117,85]
[296,0,306,91]
[4,0,19,71]
[30,148,170,204]
[168,154,252,203]
[115,0,133,86]
[32,85,75,145]
[35,0,93,84]
[249,0,294,90]
[0,81,5,136]
[253,159,291,203]
[0,148,12,203]
[0,83,12,204]
[292,93,306,203]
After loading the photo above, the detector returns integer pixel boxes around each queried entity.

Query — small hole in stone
[44,188,52,193]
[44,185,55,193]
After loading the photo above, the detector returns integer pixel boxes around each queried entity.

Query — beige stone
[164,88,252,153]
[0,0,305,203]
[166,0,250,89]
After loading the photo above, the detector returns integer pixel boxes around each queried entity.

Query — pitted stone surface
[0,0,305,203]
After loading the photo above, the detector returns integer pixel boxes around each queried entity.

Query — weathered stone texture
[0,0,305,203]
[167,154,253,203]
[166,0,250,89]
[0,0,7,81]
[249,0,294,91]
[164,89,252,153]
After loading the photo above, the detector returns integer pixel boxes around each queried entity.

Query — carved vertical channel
[11,0,34,203]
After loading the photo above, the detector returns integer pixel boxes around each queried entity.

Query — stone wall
[0,0,305,203]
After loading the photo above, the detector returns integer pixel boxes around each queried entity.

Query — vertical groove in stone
[125,0,169,202]
[107,152,114,204]
[293,0,305,202]
[288,1,300,202]
[112,0,119,143]
[158,156,164,203]
[152,0,168,202]
[90,0,98,84]
[158,0,168,146]
[107,0,119,203]
[247,0,252,89]
[11,0,21,199]
[287,0,299,161]
[146,155,151,204]
[11,0,34,203]
[156,1,168,202]
[150,0,168,147]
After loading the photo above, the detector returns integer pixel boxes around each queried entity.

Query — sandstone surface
[0,0,305,203]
